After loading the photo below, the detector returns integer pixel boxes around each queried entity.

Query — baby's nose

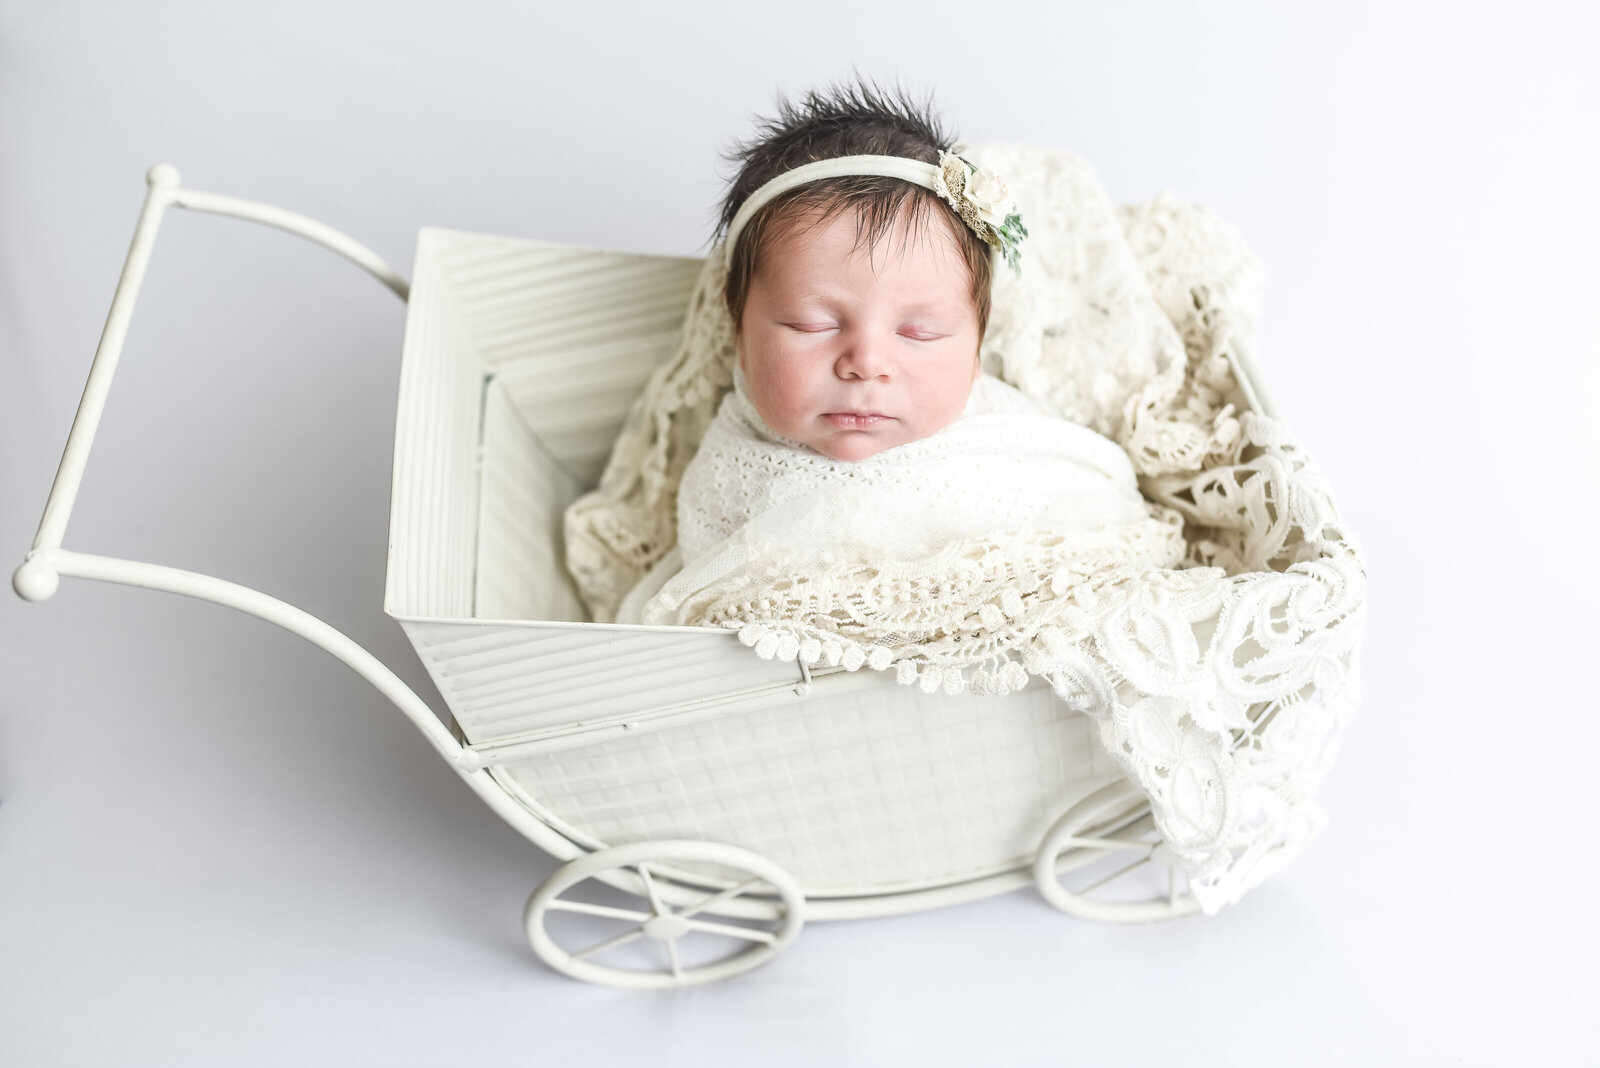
[837,334,894,380]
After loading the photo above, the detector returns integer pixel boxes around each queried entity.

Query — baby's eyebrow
[777,291,964,321]
[786,286,851,304]
[897,302,965,321]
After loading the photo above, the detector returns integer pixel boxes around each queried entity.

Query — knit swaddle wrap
[562,144,1366,913]
[642,371,1190,698]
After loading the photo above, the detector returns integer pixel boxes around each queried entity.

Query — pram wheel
[1033,780,1202,923]
[523,839,806,988]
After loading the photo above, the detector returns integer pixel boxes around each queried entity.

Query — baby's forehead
[770,199,965,253]
[761,204,972,280]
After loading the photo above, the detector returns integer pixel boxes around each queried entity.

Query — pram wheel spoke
[679,877,764,920]
[1075,856,1151,896]
[1047,833,1156,855]
[524,840,806,989]
[543,899,653,924]
[636,862,669,914]
[569,926,648,963]
[1033,780,1203,924]
[680,917,779,945]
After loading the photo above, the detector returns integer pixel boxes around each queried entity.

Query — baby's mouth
[823,411,893,428]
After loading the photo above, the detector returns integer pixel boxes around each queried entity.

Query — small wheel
[524,840,806,988]
[1033,780,1202,923]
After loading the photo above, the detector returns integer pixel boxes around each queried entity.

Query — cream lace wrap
[563,144,1366,913]
[636,372,1192,693]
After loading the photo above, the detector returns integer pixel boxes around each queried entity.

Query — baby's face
[736,207,981,462]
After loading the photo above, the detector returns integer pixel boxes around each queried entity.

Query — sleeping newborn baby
[623,86,1185,692]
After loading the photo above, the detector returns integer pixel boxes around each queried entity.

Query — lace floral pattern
[562,144,1365,912]
[645,374,1193,695]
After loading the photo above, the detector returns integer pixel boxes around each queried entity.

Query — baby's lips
[822,412,892,428]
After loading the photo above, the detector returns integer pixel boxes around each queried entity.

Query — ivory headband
[722,152,1029,274]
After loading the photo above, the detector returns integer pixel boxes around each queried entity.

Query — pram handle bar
[18,164,180,571]
[11,165,478,772]
[16,163,409,572]
[169,184,409,301]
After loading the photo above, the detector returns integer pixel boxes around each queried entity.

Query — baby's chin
[810,431,904,463]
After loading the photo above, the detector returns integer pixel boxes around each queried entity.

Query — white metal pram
[14,163,1357,989]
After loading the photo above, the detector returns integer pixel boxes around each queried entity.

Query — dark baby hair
[717,79,994,337]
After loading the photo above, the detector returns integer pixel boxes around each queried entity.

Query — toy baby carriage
[13,153,1365,989]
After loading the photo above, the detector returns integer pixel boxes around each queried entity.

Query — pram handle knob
[12,554,59,602]
[147,162,180,190]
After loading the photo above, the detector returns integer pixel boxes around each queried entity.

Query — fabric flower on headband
[935,152,1029,274]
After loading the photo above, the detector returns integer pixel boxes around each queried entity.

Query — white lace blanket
[564,144,1366,914]
[638,373,1191,697]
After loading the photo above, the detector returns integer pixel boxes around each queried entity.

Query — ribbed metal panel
[384,233,484,619]
[475,381,586,622]
[426,229,701,366]
[423,228,701,485]
[494,680,1127,895]
[401,619,802,742]
[493,332,678,487]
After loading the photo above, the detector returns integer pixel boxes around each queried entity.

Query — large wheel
[1033,780,1202,923]
[524,840,806,988]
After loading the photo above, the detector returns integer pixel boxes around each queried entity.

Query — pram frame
[15,165,1259,987]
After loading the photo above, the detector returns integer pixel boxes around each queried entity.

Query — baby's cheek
[749,374,804,435]
[924,380,975,432]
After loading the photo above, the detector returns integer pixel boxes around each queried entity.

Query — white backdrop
[2,2,1596,1064]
